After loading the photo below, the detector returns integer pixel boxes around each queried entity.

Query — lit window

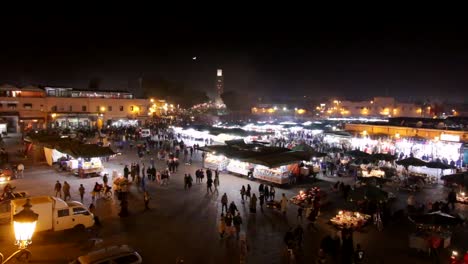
[120,106,124,111]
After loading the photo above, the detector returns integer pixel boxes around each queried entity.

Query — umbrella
[345,150,370,158]
[349,185,388,202]
[409,211,463,226]
[370,153,396,161]
[396,157,427,168]
[441,172,468,186]
[349,158,373,166]
[425,161,455,170]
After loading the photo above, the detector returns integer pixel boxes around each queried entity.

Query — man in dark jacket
[447,189,457,210]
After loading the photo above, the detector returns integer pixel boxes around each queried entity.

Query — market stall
[253,165,289,184]
[290,187,328,207]
[226,159,252,176]
[457,192,467,204]
[330,210,371,229]
[204,153,229,171]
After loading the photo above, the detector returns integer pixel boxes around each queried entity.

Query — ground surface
[0,134,467,264]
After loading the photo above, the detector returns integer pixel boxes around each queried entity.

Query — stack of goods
[113,177,129,193]
[330,210,371,229]
[457,192,467,204]
[290,187,326,206]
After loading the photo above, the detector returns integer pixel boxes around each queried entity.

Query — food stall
[290,187,328,206]
[330,210,371,229]
[253,165,289,184]
[360,168,386,178]
[204,153,229,171]
[226,159,252,176]
[409,229,452,252]
[69,158,103,175]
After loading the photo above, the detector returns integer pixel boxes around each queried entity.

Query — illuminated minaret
[216,69,224,103]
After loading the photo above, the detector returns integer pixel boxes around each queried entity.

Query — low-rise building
[0,85,154,132]
[316,97,423,119]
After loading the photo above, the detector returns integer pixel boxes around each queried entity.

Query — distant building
[215,69,224,103]
[316,97,423,119]
[251,104,307,117]
[0,84,152,132]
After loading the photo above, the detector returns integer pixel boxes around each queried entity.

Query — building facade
[215,69,224,103]
[316,97,423,119]
[0,85,152,133]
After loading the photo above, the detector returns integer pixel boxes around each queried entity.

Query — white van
[11,196,94,232]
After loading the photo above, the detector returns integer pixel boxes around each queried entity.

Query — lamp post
[0,199,38,263]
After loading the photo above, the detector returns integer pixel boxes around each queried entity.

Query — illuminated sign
[440,133,460,142]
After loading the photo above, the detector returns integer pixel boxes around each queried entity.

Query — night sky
[1,15,467,102]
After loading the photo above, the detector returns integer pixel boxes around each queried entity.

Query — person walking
[280,193,288,215]
[17,163,24,178]
[221,193,228,213]
[229,201,238,216]
[207,177,213,194]
[54,180,62,198]
[297,205,304,223]
[240,185,246,204]
[184,174,189,190]
[141,163,146,181]
[63,181,71,201]
[103,174,108,186]
[233,212,243,240]
[143,191,151,211]
[246,184,251,201]
[258,183,264,195]
[79,184,85,202]
[188,174,193,189]
[214,173,220,193]
[250,193,257,213]
[225,212,234,237]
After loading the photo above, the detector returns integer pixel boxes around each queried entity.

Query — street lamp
[0,199,38,263]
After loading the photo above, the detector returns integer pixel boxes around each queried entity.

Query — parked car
[70,245,142,264]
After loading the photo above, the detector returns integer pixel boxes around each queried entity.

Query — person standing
[264,185,270,201]
[143,191,151,210]
[246,184,251,201]
[233,212,243,240]
[259,193,265,212]
[250,193,257,213]
[103,174,108,186]
[240,186,246,204]
[280,193,288,215]
[141,163,146,181]
[63,181,71,201]
[54,180,62,198]
[221,193,228,213]
[270,185,276,201]
[123,165,129,179]
[184,174,189,190]
[207,177,213,194]
[79,184,85,202]
[17,163,24,178]
[258,184,264,195]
